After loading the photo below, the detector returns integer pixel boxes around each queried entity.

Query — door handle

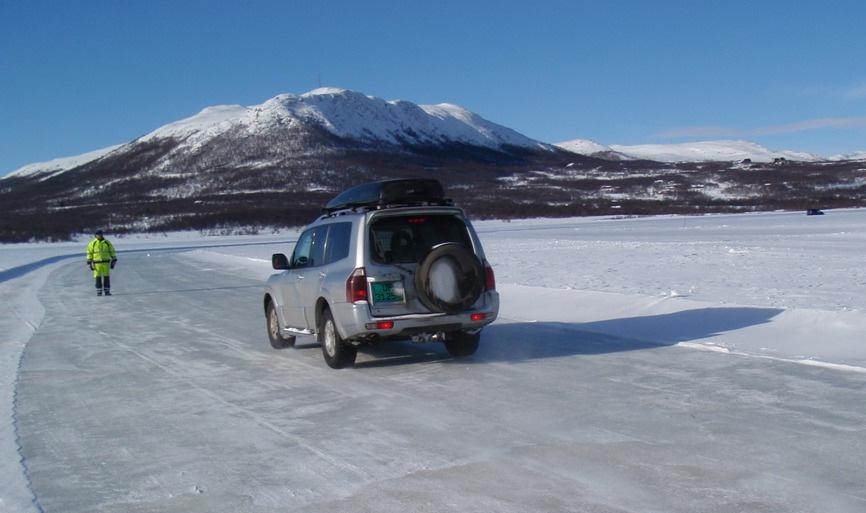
[296,274,304,280]
[319,272,327,278]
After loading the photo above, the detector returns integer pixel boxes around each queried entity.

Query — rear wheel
[319,308,357,369]
[445,330,480,357]
[266,302,295,349]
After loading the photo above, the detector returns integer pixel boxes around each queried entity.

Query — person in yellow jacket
[86,230,117,296]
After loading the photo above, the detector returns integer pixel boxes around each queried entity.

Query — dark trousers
[95,276,111,291]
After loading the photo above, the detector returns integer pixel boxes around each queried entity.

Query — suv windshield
[369,214,472,264]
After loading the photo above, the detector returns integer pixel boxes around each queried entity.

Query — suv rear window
[369,214,472,264]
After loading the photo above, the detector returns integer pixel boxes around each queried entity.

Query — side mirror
[272,253,290,270]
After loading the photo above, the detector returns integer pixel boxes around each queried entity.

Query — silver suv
[263,179,499,368]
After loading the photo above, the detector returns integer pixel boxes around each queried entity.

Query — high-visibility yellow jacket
[86,238,117,277]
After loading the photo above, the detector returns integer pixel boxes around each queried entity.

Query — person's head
[95,230,104,240]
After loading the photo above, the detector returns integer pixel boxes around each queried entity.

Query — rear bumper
[332,290,499,341]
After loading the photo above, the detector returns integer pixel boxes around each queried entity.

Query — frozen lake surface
[2,210,866,512]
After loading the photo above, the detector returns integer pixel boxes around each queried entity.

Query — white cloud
[842,82,866,100]
[753,116,866,135]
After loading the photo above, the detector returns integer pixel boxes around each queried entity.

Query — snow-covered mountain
[557,138,822,163]
[555,139,632,161]
[141,87,552,151]
[6,144,123,180]
[829,151,866,161]
[3,87,552,181]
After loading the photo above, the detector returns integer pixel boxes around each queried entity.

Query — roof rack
[323,179,453,214]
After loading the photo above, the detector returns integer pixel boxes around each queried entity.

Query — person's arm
[86,241,94,269]
[109,241,117,268]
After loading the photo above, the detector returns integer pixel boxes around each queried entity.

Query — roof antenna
[318,73,322,88]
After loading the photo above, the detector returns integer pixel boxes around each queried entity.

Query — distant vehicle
[806,209,825,216]
[263,179,499,368]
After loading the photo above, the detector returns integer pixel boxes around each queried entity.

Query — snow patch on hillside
[5,145,123,179]
[140,105,248,142]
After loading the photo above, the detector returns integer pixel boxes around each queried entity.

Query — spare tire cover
[415,243,484,314]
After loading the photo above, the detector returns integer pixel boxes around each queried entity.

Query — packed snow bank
[477,209,866,312]
[0,267,54,513]
[176,209,866,371]
[498,284,866,371]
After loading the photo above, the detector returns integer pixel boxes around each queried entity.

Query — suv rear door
[365,211,475,317]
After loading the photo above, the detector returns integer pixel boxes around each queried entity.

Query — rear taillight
[346,267,368,302]
[365,320,395,330]
[484,261,496,290]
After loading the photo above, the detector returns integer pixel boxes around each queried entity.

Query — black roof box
[324,179,451,213]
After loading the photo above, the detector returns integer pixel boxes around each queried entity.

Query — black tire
[319,308,357,369]
[266,302,295,349]
[444,330,481,357]
[415,243,484,314]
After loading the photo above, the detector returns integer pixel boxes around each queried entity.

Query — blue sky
[1,0,865,174]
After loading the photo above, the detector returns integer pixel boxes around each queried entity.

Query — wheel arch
[263,293,274,316]
[315,297,331,333]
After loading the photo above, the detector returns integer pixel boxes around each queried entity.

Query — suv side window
[323,222,352,265]
[292,226,327,268]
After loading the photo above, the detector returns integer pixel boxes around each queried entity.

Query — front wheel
[444,330,480,357]
[267,302,295,349]
[319,308,357,369]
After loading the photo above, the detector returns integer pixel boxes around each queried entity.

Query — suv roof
[323,179,454,214]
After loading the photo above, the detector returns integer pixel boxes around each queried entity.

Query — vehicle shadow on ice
[352,306,784,368]
[478,307,784,362]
